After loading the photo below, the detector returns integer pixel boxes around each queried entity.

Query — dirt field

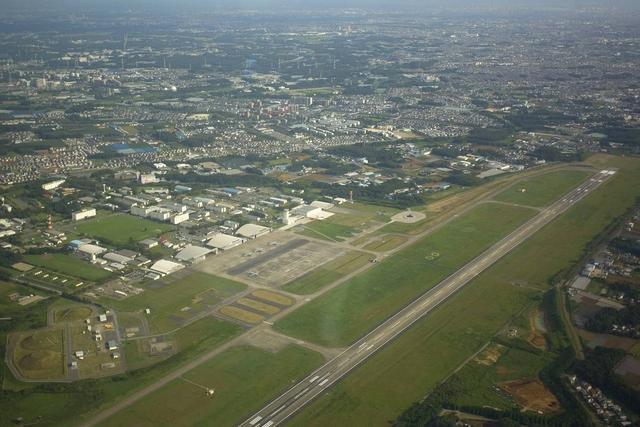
[251,290,294,306]
[499,378,560,413]
[527,309,547,350]
[474,344,505,366]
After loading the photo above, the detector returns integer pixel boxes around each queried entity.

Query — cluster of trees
[289,158,358,176]
[574,347,640,412]
[328,143,405,169]
[393,361,588,427]
[595,125,640,148]
[313,179,424,208]
[585,305,640,335]
[165,171,278,188]
[609,237,640,257]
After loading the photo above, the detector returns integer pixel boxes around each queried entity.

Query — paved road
[239,169,616,427]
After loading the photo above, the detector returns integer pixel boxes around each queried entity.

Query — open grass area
[1,314,244,426]
[297,203,397,242]
[105,272,246,334]
[493,169,591,207]
[24,253,111,282]
[296,219,357,242]
[124,315,244,371]
[449,342,556,412]
[9,328,66,380]
[275,203,537,347]
[286,155,640,426]
[363,235,408,252]
[251,290,294,306]
[73,213,173,245]
[220,305,265,324]
[282,250,371,295]
[98,345,324,427]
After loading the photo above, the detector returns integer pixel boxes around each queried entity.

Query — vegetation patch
[98,345,324,427]
[73,213,173,245]
[493,169,591,207]
[275,203,536,347]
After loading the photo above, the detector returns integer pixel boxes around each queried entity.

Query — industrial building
[236,223,272,239]
[174,245,215,264]
[71,208,97,221]
[206,233,246,251]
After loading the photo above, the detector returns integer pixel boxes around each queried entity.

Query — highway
[240,169,616,427]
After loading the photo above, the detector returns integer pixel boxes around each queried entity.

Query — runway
[239,169,616,427]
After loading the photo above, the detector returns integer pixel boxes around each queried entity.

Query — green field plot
[493,169,590,207]
[24,253,111,282]
[275,203,536,347]
[296,218,357,242]
[98,345,324,427]
[448,343,556,411]
[296,203,396,242]
[9,328,66,380]
[124,316,242,371]
[106,272,246,334]
[0,281,48,317]
[363,235,408,252]
[74,213,173,245]
[282,251,372,295]
[286,156,640,426]
[51,300,94,323]
[343,202,400,222]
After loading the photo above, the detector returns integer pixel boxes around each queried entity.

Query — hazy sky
[2,0,640,13]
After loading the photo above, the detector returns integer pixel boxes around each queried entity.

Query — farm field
[493,169,591,208]
[104,272,246,334]
[24,253,111,282]
[282,250,371,295]
[97,345,324,427]
[285,155,640,426]
[73,212,173,245]
[275,203,537,347]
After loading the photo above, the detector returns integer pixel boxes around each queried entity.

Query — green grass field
[9,328,66,381]
[285,155,640,426]
[24,253,111,282]
[1,314,245,426]
[124,316,243,371]
[449,342,554,410]
[493,169,590,207]
[363,235,408,252]
[282,251,371,295]
[297,219,356,242]
[275,203,537,347]
[98,345,324,427]
[105,272,246,334]
[74,213,173,245]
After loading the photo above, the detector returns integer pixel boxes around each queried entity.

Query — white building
[174,245,215,264]
[171,212,190,225]
[77,243,107,257]
[206,233,246,251]
[236,224,272,239]
[41,179,65,191]
[149,259,184,276]
[72,208,97,221]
